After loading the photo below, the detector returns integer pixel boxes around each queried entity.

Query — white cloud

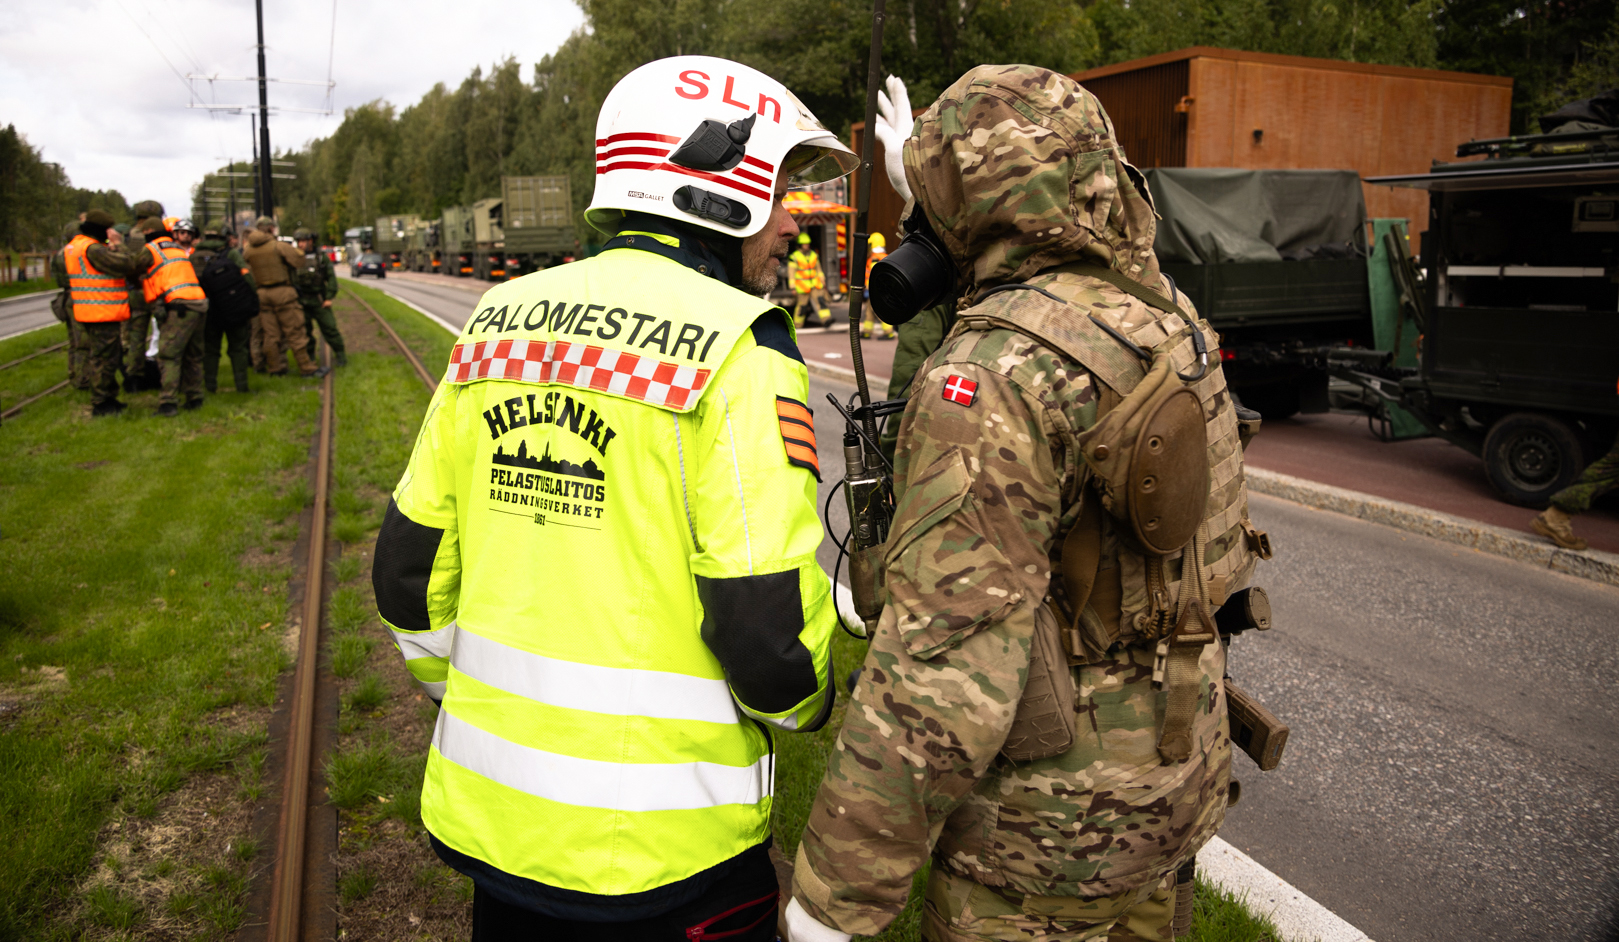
[0,0,584,219]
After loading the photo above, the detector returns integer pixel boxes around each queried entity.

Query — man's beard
[740,240,784,294]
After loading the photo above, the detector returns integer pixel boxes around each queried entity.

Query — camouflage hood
[902,65,1161,300]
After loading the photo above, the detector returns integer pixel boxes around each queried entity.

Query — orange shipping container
[853,47,1513,252]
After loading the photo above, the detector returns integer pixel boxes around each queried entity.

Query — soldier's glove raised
[784,898,852,942]
[873,76,913,204]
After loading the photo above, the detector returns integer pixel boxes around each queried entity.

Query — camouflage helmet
[113,223,132,237]
[902,65,1161,299]
[84,209,116,228]
[132,200,164,220]
[255,216,276,233]
[292,227,314,241]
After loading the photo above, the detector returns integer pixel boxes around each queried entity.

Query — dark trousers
[470,859,779,942]
[204,317,252,393]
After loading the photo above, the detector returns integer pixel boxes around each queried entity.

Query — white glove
[785,897,853,942]
[831,579,868,639]
[873,75,914,204]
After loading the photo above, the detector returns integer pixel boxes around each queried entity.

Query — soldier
[242,217,326,378]
[172,218,199,253]
[786,67,1268,942]
[64,210,151,416]
[192,229,258,393]
[293,228,346,366]
[122,200,164,391]
[50,221,91,389]
[138,218,211,414]
[1533,436,1619,551]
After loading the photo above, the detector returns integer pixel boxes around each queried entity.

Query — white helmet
[587,56,857,239]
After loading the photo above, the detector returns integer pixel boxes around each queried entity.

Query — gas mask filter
[868,204,956,326]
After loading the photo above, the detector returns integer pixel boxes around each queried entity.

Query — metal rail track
[0,341,66,372]
[261,292,434,940]
[266,346,334,942]
[1,380,70,421]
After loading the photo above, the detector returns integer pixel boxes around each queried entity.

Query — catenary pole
[255,0,274,223]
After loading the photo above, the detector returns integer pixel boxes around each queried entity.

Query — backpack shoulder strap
[952,287,1149,395]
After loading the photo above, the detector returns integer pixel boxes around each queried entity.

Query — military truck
[403,219,440,273]
[373,214,420,271]
[441,205,476,277]
[1358,111,1619,504]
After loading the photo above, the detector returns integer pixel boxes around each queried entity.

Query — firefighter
[859,232,895,339]
[789,232,830,327]
[372,56,857,941]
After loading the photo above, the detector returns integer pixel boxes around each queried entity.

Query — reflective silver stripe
[452,627,739,725]
[391,621,456,661]
[418,679,447,701]
[719,388,753,573]
[433,709,770,811]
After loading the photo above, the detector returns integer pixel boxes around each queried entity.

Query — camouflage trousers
[123,302,153,375]
[301,301,346,361]
[250,315,264,370]
[259,286,315,374]
[67,317,91,389]
[1550,437,1619,514]
[81,321,124,406]
[156,305,207,406]
[923,866,1175,942]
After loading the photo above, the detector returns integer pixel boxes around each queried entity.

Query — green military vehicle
[404,219,441,274]
[1361,109,1619,504]
[441,205,476,277]
[373,214,420,271]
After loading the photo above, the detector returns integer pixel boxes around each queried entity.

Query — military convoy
[376,175,576,283]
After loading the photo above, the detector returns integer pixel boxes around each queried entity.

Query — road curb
[0,288,54,306]
[1199,837,1373,942]
[1246,467,1619,588]
[805,358,889,391]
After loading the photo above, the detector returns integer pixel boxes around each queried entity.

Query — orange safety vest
[142,238,207,305]
[63,234,130,323]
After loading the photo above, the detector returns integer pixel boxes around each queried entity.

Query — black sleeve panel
[696,571,817,714]
[749,310,805,364]
[373,498,445,634]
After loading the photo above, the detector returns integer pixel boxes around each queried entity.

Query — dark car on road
[350,253,386,278]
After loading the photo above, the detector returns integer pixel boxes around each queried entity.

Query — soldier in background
[65,210,151,416]
[293,228,346,366]
[50,221,90,389]
[138,218,211,414]
[787,67,1262,942]
[122,200,164,391]
[243,217,325,377]
[1533,435,1619,551]
[192,229,258,393]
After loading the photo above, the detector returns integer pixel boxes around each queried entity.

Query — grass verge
[0,278,54,301]
[0,325,320,937]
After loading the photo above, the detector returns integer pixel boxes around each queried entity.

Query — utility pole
[250,117,261,217]
[255,0,274,224]
[229,163,238,232]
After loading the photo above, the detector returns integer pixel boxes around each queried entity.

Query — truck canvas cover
[1145,169,1368,264]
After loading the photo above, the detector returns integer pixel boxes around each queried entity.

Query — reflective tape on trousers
[450,626,740,726]
[432,709,770,812]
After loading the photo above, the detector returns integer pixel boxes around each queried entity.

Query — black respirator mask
[868,204,957,326]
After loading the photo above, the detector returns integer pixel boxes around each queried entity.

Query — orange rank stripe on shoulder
[775,395,819,481]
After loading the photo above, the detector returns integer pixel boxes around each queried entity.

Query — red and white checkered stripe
[446,338,712,412]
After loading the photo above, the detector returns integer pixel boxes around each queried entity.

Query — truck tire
[1482,412,1583,506]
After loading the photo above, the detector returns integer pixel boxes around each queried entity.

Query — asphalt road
[0,291,56,341]
[362,275,1619,942]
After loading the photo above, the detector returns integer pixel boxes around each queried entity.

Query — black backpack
[196,251,260,326]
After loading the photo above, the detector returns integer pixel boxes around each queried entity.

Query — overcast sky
[0,0,586,220]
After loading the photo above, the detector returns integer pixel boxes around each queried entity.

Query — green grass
[0,325,318,936]
[340,280,457,377]
[0,277,54,301]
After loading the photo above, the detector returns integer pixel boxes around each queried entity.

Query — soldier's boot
[155,402,179,418]
[1532,506,1587,551]
[91,400,127,417]
[334,349,348,367]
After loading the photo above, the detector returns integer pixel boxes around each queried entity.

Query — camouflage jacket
[295,250,336,305]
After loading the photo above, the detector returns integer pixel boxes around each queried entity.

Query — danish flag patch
[941,375,978,407]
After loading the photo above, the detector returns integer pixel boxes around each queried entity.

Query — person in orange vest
[139,218,212,415]
[859,232,895,339]
[64,210,152,416]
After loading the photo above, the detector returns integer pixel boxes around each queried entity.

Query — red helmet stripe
[596,132,682,146]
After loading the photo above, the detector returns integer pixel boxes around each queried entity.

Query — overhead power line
[113,0,196,102]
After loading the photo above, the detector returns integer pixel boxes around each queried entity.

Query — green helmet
[112,222,132,237]
[255,216,276,232]
[132,200,164,219]
[293,227,314,241]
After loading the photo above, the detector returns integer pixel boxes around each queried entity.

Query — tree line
[250,0,1614,244]
[0,125,135,255]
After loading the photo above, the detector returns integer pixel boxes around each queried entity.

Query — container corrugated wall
[1077,60,1190,168]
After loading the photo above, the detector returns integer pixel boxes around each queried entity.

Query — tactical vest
[949,265,1269,763]
[417,249,786,898]
[142,239,206,305]
[63,235,130,323]
[243,237,296,287]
